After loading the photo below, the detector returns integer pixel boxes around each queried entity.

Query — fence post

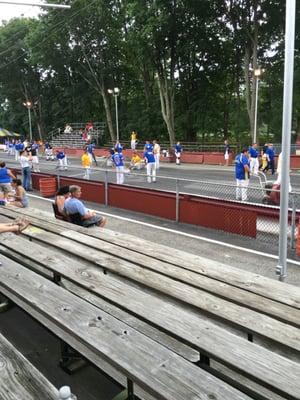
[175,179,179,223]
[291,193,296,250]
[57,173,60,190]
[105,169,108,206]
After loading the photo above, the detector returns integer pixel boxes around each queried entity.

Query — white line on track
[27,193,300,267]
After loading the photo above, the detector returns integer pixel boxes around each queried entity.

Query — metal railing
[5,156,300,258]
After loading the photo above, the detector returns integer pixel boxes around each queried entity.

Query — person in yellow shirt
[130,151,144,170]
[130,130,137,150]
[81,148,92,179]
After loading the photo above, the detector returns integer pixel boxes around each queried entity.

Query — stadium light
[108,87,120,141]
[253,68,264,144]
[22,100,33,142]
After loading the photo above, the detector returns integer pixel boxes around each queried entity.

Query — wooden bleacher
[0,332,58,400]
[0,206,300,400]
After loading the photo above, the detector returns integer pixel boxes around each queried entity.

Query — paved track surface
[2,152,300,206]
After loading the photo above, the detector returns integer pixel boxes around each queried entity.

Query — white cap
[59,386,71,399]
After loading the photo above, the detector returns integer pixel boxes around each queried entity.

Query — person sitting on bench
[53,186,70,219]
[64,185,106,228]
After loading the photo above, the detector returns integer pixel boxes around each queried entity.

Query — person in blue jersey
[0,162,15,201]
[174,141,183,165]
[64,185,106,228]
[144,150,156,183]
[266,143,275,175]
[87,141,98,166]
[112,148,125,184]
[144,140,154,152]
[114,141,123,153]
[56,150,68,170]
[8,139,15,156]
[235,148,250,202]
[248,143,259,176]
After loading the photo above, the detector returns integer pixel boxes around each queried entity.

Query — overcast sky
[0,1,41,25]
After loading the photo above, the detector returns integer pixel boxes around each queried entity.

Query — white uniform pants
[32,155,40,172]
[58,157,68,170]
[15,151,19,161]
[83,166,91,180]
[131,140,136,150]
[236,179,249,201]
[154,153,160,170]
[146,162,156,183]
[250,158,259,175]
[175,152,181,165]
[116,166,124,184]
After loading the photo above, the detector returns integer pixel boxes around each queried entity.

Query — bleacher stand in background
[49,122,105,148]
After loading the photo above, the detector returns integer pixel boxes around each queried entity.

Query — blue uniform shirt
[249,147,259,158]
[144,143,153,152]
[56,151,65,160]
[112,152,124,167]
[175,144,182,153]
[144,151,155,163]
[235,153,250,180]
[266,148,275,160]
[87,143,95,154]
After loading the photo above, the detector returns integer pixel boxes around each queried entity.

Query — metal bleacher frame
[50,122,105,148]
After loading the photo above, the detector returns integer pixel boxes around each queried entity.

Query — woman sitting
[7,179,29,208]
[54,186,70,217]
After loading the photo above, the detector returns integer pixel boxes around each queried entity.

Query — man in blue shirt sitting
[64,185,107,227]
[235,148,250,202]
[248,143,259,176]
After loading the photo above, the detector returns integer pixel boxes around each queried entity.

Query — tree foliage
[0,0,298,145]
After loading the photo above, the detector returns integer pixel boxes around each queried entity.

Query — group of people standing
[234,142,277,202]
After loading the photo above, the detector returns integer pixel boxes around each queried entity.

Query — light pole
[253,68,262,144]
[23,101,33,142]
[108,87,120,142]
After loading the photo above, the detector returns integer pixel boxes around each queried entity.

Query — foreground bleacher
[0,206,300,400]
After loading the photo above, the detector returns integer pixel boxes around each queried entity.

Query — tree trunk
[157,72,175,146]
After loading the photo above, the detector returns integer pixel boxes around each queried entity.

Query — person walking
[153,140,161,170]
[249,143,259,176]
[87,141,98,166]
[56,150,68,171]
[234,148,250,202]
[19,150,32,191]
[112,148,125,184]
[81,148,92,180]
[31,141,40,172]
[266,143,275,175]
[144,149,156,183]
[174,141,183,165]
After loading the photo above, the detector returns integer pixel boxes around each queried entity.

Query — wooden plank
[13,228,300,354]
[0,257,252,400]
[0,242,199,363]
[60,230,300,327]
[0,332,58,400]
[2,206,299,310]
[1,236,300,399]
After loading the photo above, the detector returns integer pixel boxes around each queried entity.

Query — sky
[0,1,41,25]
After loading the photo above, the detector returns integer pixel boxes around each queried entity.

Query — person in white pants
[174,141,183,165]
[153,140,161,170]
[130,131,137,150]
[144,150,156,183]
[248,143,259,176]
[112,149,125,185]
[235,148,250,202]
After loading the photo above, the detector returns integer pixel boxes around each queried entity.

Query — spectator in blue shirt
[248,143,259,176]
[112,149,125,184]
[266,143,275,175]
[144,150,156,183]
[174,142,183,165]
[64,185,106,227]
[235,148,250,202]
